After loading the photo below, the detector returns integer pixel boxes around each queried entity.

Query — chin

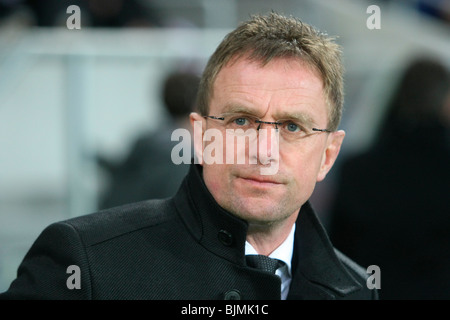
[225,198,291,225]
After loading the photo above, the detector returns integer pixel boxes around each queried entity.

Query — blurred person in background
[416,0,450,24]
[0,0,162,27]
[98,68,199,209]
[328,56,450,299]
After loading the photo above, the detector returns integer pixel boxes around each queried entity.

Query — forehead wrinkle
[221,102,266,117]
[274,111,317,126]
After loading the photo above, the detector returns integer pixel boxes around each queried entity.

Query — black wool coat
[1,164,377,300]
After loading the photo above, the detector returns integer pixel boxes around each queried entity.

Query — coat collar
[173,164,362,299]
[288,201,363,299]
[173,163,249,266]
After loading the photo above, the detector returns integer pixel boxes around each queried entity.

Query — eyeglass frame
[203,115,332,134]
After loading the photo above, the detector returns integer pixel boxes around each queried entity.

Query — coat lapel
[288,202,363,300]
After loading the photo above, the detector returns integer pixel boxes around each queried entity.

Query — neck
[246,211,298,256]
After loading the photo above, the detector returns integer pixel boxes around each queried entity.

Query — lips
[240,175,283,185]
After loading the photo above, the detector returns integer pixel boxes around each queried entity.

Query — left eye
[234,118,249,126]
[285,122,301,132]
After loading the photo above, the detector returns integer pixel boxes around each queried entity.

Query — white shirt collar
[244,223,296,276]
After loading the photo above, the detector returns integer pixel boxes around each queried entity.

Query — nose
[257,127,280,165]
[255,120,280,159]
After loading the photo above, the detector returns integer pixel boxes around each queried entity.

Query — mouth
[239,175,283,187]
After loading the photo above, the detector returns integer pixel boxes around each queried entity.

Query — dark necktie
[246,254,285,274]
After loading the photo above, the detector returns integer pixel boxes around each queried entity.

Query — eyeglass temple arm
[312,128,332,133]
[204,116,225,120]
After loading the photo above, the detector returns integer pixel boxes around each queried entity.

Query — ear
[316,130,345,182]
[190,112,205,165]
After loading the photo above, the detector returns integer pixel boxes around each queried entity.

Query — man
[1,13,377,300]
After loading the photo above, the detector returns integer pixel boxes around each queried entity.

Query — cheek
[203,165,231,199]
[282,147,324,185]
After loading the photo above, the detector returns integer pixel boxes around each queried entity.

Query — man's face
[191,57,345,227]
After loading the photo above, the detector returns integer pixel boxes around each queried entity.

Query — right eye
[233,117,249,126]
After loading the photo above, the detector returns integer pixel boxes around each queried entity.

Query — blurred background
[0,0,449,298]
